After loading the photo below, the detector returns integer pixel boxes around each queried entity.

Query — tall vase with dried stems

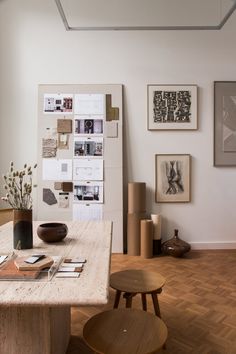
[1,162,37,249]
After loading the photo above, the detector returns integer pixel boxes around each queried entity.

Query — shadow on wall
[0,209,13,226]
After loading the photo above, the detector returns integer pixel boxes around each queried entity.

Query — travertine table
[0,220,112,354]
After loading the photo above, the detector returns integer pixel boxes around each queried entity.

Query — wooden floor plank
[67,250,236,354]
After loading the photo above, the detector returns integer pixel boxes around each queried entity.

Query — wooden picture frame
[155,154,191,203]
[148,85,197,130]
[214,81,236,166]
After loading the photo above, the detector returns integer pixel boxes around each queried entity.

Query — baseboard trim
[190,242,236,250]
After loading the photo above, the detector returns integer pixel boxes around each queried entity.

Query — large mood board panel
[37,84,123,252]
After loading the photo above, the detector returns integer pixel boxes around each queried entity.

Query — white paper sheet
[74,94,104,115]
[73,159,103,181]
[73,203,103,221]
[42,159,72,181]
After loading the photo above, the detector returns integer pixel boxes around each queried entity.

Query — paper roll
[140,219,153,259]
[128,182,146,213]
[127,213,146,256]
[151,214,162,240]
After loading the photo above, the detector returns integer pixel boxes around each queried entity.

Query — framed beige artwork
[155,154,191,203]
[214,81,236,166]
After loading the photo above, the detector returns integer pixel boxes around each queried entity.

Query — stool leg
[141,293,147,311]
[113,290,121,309]
[151,293,161,318]
[124,292,133,308]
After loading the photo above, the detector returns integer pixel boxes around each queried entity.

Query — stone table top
[0,220,112,306]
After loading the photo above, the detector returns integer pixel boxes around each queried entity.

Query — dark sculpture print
[165,160,184,195]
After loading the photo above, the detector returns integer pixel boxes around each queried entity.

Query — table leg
[113,290,121,309]
[0,306,71,354]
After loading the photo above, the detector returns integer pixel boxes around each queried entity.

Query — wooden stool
[83,308,168,354]
[110,269,165,318]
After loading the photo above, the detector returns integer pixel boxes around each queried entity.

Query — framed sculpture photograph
[214,81,236,166]
[155,154,191,203]
[147,85,197,130]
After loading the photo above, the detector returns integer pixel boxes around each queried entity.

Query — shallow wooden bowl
[37,222,68,243]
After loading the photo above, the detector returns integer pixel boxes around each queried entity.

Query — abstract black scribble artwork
[164,160,184,195]
[153,90,191,123]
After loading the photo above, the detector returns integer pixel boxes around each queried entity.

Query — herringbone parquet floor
[67,250,236,354]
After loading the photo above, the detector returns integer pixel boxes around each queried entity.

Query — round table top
[110,269,165,293]
[83,308,168,354]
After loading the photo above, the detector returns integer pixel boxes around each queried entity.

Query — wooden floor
[67,251,236,354]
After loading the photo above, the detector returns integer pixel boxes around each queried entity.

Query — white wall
[1,0,236,248]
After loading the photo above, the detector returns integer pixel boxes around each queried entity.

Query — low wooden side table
[110,269,165,318]
[83,308,168,354]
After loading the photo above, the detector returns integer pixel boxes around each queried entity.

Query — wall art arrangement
[214,81,236,166]
[155,154,191,203]
[37,85,123,252]
[147,84,198,130]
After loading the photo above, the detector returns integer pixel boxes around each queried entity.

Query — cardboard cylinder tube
[128,182,146,214]
[140,219,153,259]
[127,213,147,256]
[151,214,162,240]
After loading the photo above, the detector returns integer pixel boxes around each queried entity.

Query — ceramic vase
[162,229,190,257]
[13,209,33,249]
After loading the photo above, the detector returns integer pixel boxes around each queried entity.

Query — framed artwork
[214,81,236,166]
[147,85,197,130]
[155,154,191,203]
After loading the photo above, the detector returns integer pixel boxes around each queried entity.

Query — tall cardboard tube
[128,182,146,214]
[140,219,153,259]
[151,214,162,240]
[127,213,146,256]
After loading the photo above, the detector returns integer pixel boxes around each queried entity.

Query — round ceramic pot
[37,222,68,243]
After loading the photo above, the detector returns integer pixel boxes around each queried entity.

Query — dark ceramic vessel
[162,229,191,257]
[13,209,33,249]
[37,222,68,243]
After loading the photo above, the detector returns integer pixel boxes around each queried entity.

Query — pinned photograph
[74,181,103,203]
[44,94,73,114]
[74,137,103,157]
[74,117,103,135]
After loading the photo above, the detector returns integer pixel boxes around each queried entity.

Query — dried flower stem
[1,162,37,210]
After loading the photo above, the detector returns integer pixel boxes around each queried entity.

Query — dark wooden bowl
[37,223,68,243]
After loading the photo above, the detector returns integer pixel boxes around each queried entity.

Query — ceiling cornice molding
[54,0,236,31]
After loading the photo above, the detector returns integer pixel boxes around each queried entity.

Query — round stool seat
[110,270,165,293]
[83,308,168,354]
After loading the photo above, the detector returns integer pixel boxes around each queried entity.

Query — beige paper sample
[57,119,72,133]
[128,182,146,213]
[151,214,162,240]
[140,219,153,259]
[106,94,119,121]
[127,213,146,256]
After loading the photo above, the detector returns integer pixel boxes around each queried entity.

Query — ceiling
[55,0,236,31]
